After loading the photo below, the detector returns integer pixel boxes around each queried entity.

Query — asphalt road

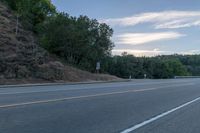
[0,79,200,133]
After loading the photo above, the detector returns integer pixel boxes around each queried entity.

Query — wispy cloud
[113,49,200,56]
[115,32,185,45]
[180,50,200,55]
[102,11,200,29]
[112,49,170,56]
[155,20,200,29]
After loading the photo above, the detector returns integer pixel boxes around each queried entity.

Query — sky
[51,0,200,56]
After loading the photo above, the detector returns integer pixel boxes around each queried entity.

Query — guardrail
[174,76,200,79]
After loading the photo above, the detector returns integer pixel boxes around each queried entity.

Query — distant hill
[0,1,119,84]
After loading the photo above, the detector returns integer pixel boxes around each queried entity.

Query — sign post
[144,74,147,79]
[96,61,100,74]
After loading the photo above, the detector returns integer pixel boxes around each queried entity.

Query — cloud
[102,11,200,29]
[115,32,185,45]
[155,20,200,29]
[112,49,170,56]
[180,50,200,55]
[112,49,200,57]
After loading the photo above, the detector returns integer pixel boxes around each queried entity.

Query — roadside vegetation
[2,0,200,79]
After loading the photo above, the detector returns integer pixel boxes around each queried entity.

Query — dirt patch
[0,2,119,85]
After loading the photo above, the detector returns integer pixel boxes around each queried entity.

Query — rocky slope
[0,2,119,84]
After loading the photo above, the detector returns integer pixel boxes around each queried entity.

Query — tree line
[2,0,200,79]
[107,53,190,79]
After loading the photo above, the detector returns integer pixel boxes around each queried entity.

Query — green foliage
[157,54,200,76]
[3,0,199,79]
[106,54,189,79]
[37,13,114,72]
[4,0,56,30]
[151,58,189,78]
[108,54,144,78]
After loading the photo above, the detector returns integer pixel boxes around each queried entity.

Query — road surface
[0,79,200,133]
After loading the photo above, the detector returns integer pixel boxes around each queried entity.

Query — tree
[38,13,114,72]
[4,0,56,30]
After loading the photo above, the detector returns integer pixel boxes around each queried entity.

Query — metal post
[96,61,100,74]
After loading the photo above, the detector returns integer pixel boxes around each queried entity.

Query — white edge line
[121,96,200,133]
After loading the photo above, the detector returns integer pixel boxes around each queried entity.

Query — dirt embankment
[0,2,119,85]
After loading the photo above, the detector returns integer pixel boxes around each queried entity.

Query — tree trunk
[15,14,19,35]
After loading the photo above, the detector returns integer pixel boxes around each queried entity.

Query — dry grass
[0,2,120,85]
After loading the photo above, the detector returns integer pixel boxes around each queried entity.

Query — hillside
[0,2,119,85]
